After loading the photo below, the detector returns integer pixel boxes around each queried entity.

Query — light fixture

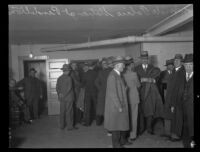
[28,44,34,58]
[29,51,33,58]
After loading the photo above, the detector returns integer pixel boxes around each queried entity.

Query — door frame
[18,56,47,80]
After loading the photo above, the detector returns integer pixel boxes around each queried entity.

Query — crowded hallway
[9,4,194,148]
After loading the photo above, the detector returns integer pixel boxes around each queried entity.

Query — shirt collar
[187,71,193,78]
[114,69,120,75]
[175,66,181,71]
[142,64,148,68]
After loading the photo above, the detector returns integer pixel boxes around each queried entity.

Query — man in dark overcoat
[16,68,43,120]
[182,54,194,148]
[165,54,185,141]
[158,59,174,104]
[158,59,174,138]
[135,51,163,135]
[70,62,82,124]
[95,59,111,125]
[81,61,98,126]
[56,64,77,130]
[104,56,132,148]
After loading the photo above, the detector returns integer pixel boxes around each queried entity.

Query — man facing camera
[56,64,78,131]
[182,54,194,148]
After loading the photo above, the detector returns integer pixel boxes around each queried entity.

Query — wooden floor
[10,113,184,148]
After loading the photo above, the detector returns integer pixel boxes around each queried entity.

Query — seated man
[9,79,32,126]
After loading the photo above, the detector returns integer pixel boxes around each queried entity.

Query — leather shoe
[129,138,136,142]
[147,130,154,135]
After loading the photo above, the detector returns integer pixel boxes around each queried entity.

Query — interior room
[9,4,193,148]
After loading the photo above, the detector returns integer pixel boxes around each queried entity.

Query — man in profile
[104,56,131,148]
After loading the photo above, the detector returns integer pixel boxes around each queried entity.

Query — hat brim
[183,60,193,63]
[140,56,148,59]
[112,60,125,65]
[165,63,174,66]
[30,70,37,73]
[61,68,71,71]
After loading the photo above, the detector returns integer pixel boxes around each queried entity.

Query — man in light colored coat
[104,56,131,148]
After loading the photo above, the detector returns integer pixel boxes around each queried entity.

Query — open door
[46,59,69,115]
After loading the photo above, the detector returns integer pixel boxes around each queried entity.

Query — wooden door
[46,59,69,115]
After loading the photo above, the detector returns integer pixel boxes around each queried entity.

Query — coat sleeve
[16,78,25,88]
[108,75,122,109]
[56,77,60,95]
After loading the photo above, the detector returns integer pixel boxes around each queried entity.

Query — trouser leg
[146,116,153,132]
[91,93,97,122]
[65,100,74,129]
[138,104,145,135]
[32,98,39,119]
[171,106,183,137]
[130,104,138,139]
[27,99,34,120]
[60,101,66,129]
[23,105,31,121]
[83,92,92,125]
[111,131,121,148]
[120,131,129,145]
[164,119,171,135]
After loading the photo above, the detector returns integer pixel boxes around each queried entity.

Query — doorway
[23,60,48,116]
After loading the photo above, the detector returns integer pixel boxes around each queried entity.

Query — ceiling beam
[40,36,193,52]
[143,4,193,36]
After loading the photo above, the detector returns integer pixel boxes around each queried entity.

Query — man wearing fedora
[95,58,111,126]
[104,56,131,148]
[135,51,163,135]
[123,56,141,141]
[165,54,185,141]
[158,59,174,104]
[56,64,78,130]
[181,54,194,148]
[16,68,43,121]
[70,62,82,125]
[158,59,174,138]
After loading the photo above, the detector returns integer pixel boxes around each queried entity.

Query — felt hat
[140,51,148,59]
[183,53,193,63]
[165,59,174,66]
[125,56,134,65]
[112,56,125,65]
[174,54,183,60]
[61,64,71,71]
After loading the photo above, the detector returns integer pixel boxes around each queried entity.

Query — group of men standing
[55,51,193,148]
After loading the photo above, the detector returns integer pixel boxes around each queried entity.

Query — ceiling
[9,4,188,44]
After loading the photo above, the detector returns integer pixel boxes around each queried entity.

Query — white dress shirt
[175,66,181,71]
[186,72,193,81]
[142,64,148,70]
[114,69,120,76]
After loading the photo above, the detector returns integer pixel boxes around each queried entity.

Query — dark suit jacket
[81,69,98,94]
[183,75,193,137]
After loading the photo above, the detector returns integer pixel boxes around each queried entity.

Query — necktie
[186,73,190,81]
